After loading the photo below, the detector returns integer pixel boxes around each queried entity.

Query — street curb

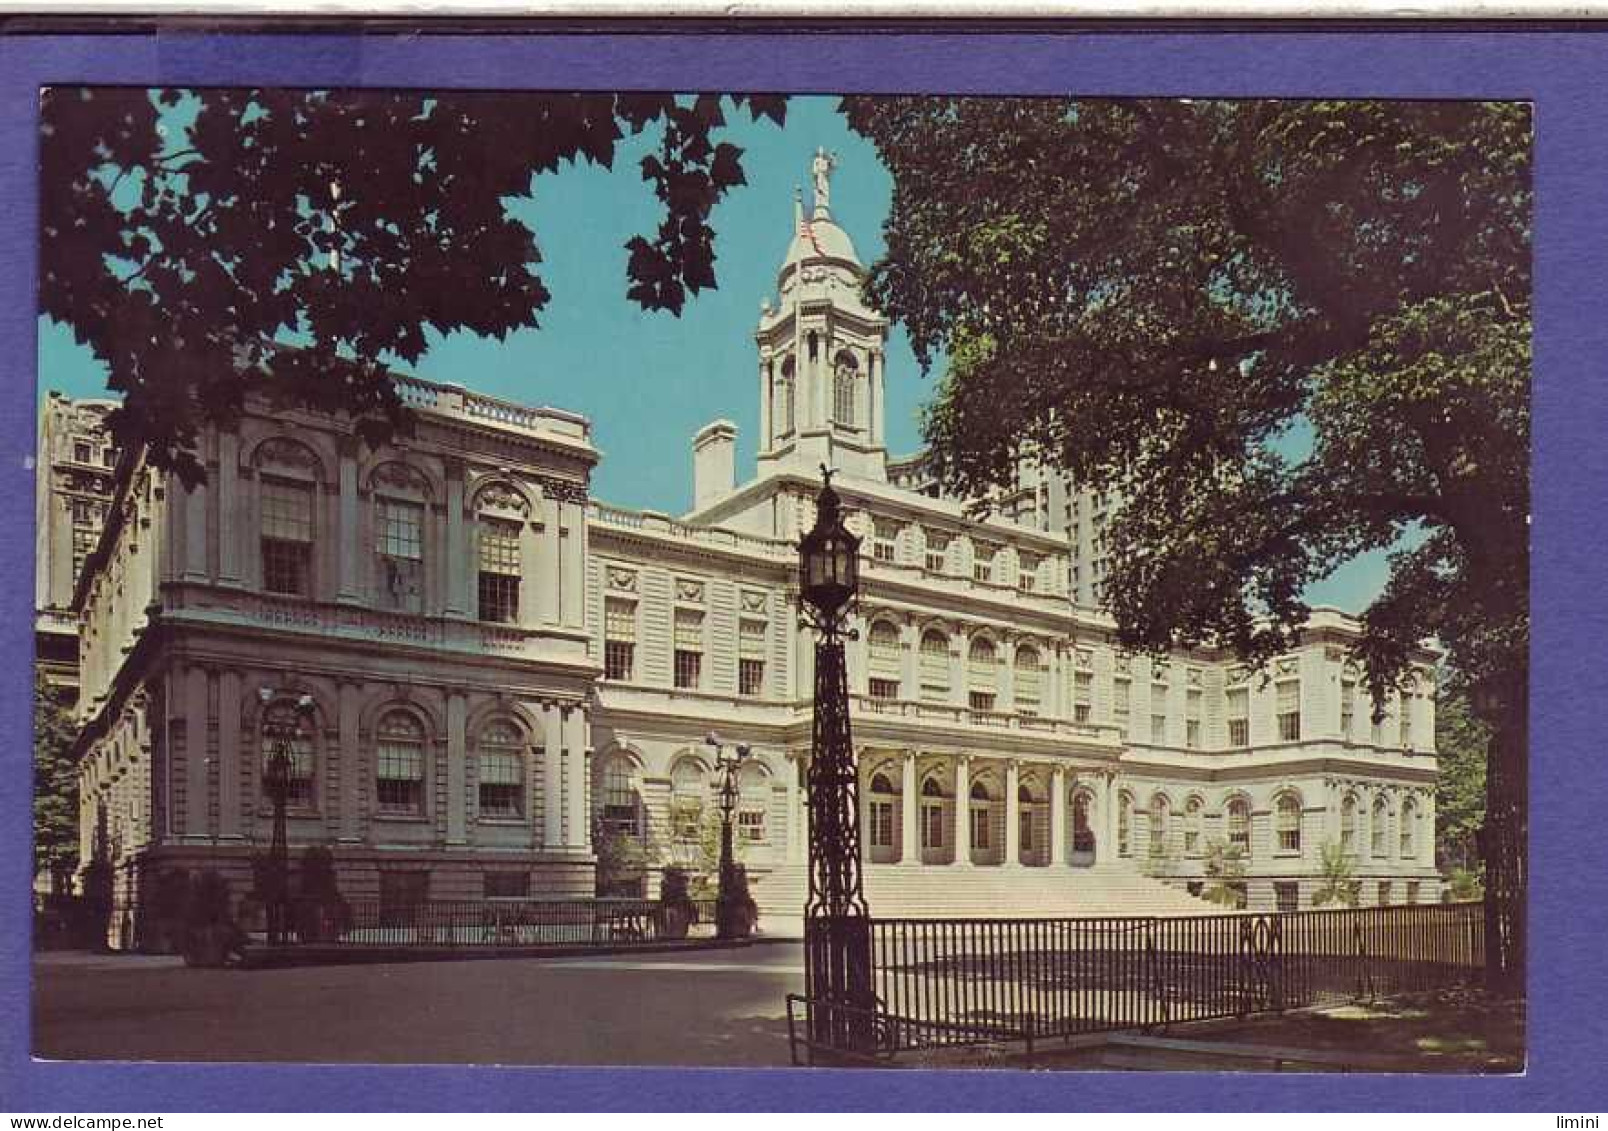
[234,935,759,970]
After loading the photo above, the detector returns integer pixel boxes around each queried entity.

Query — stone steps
[752,861,1216,935]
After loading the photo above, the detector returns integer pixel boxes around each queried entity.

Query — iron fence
[866,902,1485,1053]
[261,896,714,948]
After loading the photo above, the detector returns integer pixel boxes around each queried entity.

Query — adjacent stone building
[58,159,1442,945]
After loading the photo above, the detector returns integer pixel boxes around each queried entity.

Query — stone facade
[60,159,1441,945]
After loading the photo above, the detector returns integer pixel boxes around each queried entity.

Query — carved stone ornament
[676,578,706,603]
[1343,660,1363,680]
[1187,667,1204,688]
[606,566,639,593]
[1228,664,1250,685]
[1324,646,1347,662]
[1114,652,1131,675]
[741,589,769,614]
[535,473,589,505]
[1074,647,1094,669]
[371,461,431,498]
[257,437,321,474]
[474,481,530,517]
[1276,656,1299,676]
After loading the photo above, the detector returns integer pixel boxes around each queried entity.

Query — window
[1341,794,1359,853]
[604,598,636,681]
[919,630,950,700]
[1400,798,1418,859]
[72,527,97,577]
[1372,797,1390,857]
[261,701,315,808]
[1275,882,1299,913]
[868,621,901,694]
[1114,675,1131,729]
[924,531,950,573]
[1018,784,1035,851]
[1150,680,1168,745]
[869,678,899,700]
[738,763,768,843]
[969,690,997,713]
[738,809,765,843]
[1340,678,1357,740]
[73,440,92,464]
[1072,792,1096,853]
[1398,699,1413,750]
[375,498,424,612]
[775,359,795,437]
[920,778,946,849]
[869,773,896,849]
[1227,687,1249,748]
[670,760,707,841]
[477,517,521,623]
[972,544,995,582]
[673,610,704,690]
[261,479,314,596]
[1377,881,1393,907]
[1148,794,1171,857]
[1186,688,1203,749]
[1406,880,1421,905]
[375,711,426,816]
[1018,552,1040,592]
[1184,796,1204,855]
[1276,679,1301,741]
[1276,793,1302,853]
[1014,646,1043,714]
[969,782,991,851]
[602,760,640,838]
[739,618,767,697]
[484,871,530,899]
[1226,797,1250,851]
[1117,793,1133,857]
[833,353,858,426]
[1073,671,1093,723]
[873,519,899,563]
[476,719,524,819]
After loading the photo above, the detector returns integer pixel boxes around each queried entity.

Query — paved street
[33,943,805,1066]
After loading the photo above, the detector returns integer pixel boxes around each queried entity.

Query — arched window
[832,352,858,427]
[260,480,315,597]
[1072,790,1096,854]
[919,629,950,700]
[1117,792,1134,857]
[375,710,426,816]
[920,775,947,850]
[1400,797,1418,859]
[1014,645,1043,715]
[1017,781,1038,855]
[868,621,902,699]
[776,358,796,437]
[1226,796,1251,851]
[1372,796,1391,857]
[261,698,316,809]
[1149,793,1172,857]
[868,772,897,849]
[1275,792,1302,853]
[968,779,992,852]
[601,757,641,839]
[1184,796,1204,855]
[968,637,998,712]
[670,759,708,842]
[476,718,525,819]
[1341,793,1359,853]
[737,762,769,844]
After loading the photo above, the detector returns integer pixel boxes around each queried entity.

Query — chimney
[692,419,738,509]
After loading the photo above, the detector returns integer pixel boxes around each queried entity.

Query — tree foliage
[1312,840,1361,908]
[41,88,785,484]
[1434,681,1489,875]
[1201,838,1248,909]
[33,673,80,891]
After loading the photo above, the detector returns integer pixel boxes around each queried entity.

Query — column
[900,751,919,866]
[217,669,242,838]
[444,459,467,617]
[1000,640,1015,710]
[1419,790,1436,867]
[335,439,361,603]
[534,493,559,626]
[561,497,586,630]
[541,702,563,848]
[784,752,803,864]
[953,756,971,866]
[758,359,772,450]
[339,681,362,841]
[182,665,208,838]
[870,351,884,449]
[949,635,964,707]
[1004,759,1021,867]
[217,432,242,585]
[1103,771,1119,859]
[564,705,589,849]
[899,619,917,699]
[445,691,467,845]
[1050,765,1067,865]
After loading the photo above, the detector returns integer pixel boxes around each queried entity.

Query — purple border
[2,29,1600,1112]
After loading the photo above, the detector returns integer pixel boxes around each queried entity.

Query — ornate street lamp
[706,732,753,940]
[258,688,315,946]
[796,466,875,1059]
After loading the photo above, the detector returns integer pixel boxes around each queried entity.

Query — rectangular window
[869,678,900,700]
[870,801,895,848]
[924,531,949,573]
[1377,881,1393,907]
[1150,683,1168,746]
[1186,689,1203,749]
[1227,687,1249,748]
[73,441,92,464]
[972,544,995,582]
[970,806,990,851]
[1276,679,1301,741]
[604,598,636,681]
[673,610,704,690]
[477,752,523,818]
[739,658,766,697]
[1341,680,1356,741]
[921,804,945,849]
[376,740,424,815]
[969,691,996,713]
[477,517,521,623]
[1275,882,1299,914]
[738,618,767,697]
[261,479,314,596]
[1018,553,1040,591]
[375,498,424,611]
[873,519,899,563]
[1406,880,1421,906]
[484,871,530,899]
[1114,676,1131,726]
[1074,671,1093,724]
[738,808,766,843]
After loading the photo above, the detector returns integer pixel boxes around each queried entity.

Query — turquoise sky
[36,94,1397,615]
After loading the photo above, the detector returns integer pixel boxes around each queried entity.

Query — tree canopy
[842,97,1529,709]
[41,88,785,484]
[33,673,80,891]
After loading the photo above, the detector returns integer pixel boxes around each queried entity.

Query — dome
[783,213,861,269]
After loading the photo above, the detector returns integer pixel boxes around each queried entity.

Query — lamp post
[706,732,753,940]
[797,465,875,1059]
[258,688,314,946]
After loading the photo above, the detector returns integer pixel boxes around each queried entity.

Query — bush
[292,846,351,943]
[716,863,758,939]
[181,870,245,967]
[657,866,697,940]
[146,866,194,953]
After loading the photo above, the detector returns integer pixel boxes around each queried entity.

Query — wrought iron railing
[864,902,1485,1053]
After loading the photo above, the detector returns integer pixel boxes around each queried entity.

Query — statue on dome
[811,147,838,213]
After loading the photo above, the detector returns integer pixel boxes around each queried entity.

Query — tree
[41,88,785,484]
[1435,681,1489,876]
[1312,841,1361,908]
[1201,839,1248,910]
[844,97,1529,993]
[33,673,80,893]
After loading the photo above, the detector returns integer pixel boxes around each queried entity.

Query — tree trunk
[1479,667,1527,999]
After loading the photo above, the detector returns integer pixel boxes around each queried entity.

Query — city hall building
[54,163,1442,944]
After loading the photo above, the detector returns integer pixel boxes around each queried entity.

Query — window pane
[262,480,313,543]
[376,498,423,560]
